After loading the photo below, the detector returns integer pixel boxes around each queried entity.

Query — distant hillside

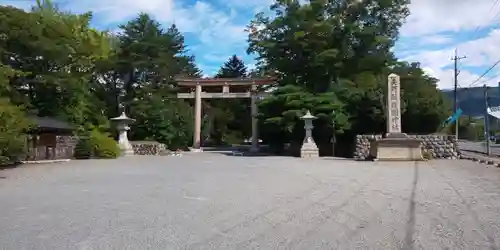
[441,87,500,116]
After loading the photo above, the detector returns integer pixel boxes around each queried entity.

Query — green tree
[115,14,200,109]
[258,85,348,153]
[107,13,200,148]
[0,2,112,129]
[393,62,450,133]
[216,55,247,78]
[0,98,31,165]
[130,91,194,149]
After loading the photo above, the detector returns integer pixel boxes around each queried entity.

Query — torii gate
[176,77,275,152]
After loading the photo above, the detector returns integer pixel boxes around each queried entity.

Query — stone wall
[354,134,460,160]
[131,141,168,155]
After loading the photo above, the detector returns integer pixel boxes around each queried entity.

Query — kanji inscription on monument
[387,73,401,133]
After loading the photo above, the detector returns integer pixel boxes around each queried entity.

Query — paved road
[458,141,500,155]
[1,154,500,249]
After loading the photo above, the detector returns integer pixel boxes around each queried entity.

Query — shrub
[74,130,120,159]
[74,137,92,159]
[89,130,120,159]
[0,98,31,165]
[422,150,433,160]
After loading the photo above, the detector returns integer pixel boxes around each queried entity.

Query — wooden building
[25,116,78,161]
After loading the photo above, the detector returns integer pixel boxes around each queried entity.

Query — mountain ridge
[441,87,500,116]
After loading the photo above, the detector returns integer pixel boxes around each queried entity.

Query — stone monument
[370,73,423,161]
[300,110,319,158]
[111,112,135,156]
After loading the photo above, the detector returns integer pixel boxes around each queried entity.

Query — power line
[489,0,500,22]
[459,0,500,90]
[477,70,500,85]
[469,0,500,41]
[467,59,500,88]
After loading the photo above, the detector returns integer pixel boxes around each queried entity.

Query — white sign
[488,106,500,119]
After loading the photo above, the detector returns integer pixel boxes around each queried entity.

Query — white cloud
[222,0,272,9]
[247,63,256,71]
[418,35,453,45]
[72,0,247,48]
[402,28,500,89]
[422,67,500,90]
[61,0,173,24]
[203,54,232,62]
[3,0,248,51]
[401,0,500,36]
[399,0,500,89]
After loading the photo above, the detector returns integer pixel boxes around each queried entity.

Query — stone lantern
[300,110,319,158]
[111,112,135,156]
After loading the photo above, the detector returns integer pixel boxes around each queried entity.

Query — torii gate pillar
[250,84,259,152]
[193,84,202,151]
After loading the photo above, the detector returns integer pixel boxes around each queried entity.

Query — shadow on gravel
[216,152,288,157]
[0,162,21,171]
[403,162,419,250]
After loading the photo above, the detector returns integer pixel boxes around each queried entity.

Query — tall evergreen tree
[108,13,199,149]
[216,55,247,78]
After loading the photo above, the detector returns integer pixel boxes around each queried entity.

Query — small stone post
[331,110,336,157]
[111,112,135,156]
[300,110,319,158]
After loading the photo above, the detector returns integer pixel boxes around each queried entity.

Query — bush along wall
[73,130,120,159]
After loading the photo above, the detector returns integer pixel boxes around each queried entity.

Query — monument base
[119,146,135,156]
[189,147,203,152]
[370,135,423,161]
[300,141,319,158]
[249,146,259,153]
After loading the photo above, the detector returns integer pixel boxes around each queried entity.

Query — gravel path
[1,154,500,249]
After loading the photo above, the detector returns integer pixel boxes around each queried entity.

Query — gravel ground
[1,154,500,250]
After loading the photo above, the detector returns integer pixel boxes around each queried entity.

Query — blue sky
[3,0,500,89]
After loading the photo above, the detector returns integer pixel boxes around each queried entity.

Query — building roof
[28,116,74,130]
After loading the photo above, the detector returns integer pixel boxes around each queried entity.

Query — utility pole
[484,84,491,156]
[452,49,467,140]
